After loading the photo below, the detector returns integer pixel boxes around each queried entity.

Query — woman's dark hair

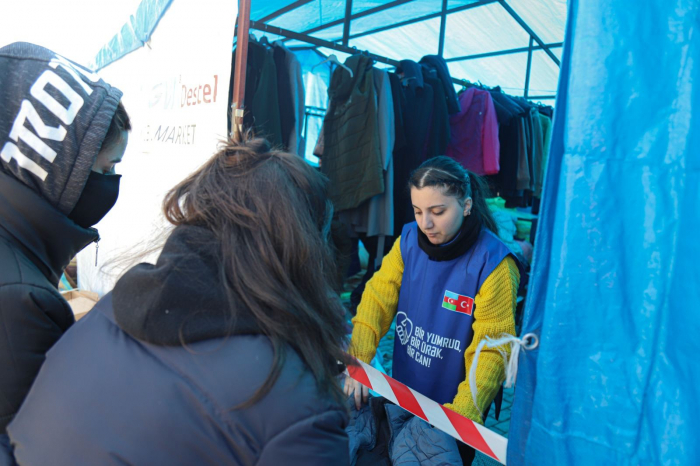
[103,101,131,149]
[408,156,498,233]
[162,136,352,407]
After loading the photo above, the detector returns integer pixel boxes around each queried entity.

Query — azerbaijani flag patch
[442,290,474,316]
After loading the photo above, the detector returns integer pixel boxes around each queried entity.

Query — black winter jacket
[0,172,97,432]
[0,42,121,433]
[8,226,350,465]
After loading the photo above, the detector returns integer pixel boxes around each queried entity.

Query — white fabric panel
[448,0,483,8]
[350,0,444,36]
[505,0,567,44]
[351,0,390,15]
[349,17,441,61]
[310,24,344,42]
[442,2,531,58]
[528,49,559,96]
[448,52,529,93]
[77,0,236,295]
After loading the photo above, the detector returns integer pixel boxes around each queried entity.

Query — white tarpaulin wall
[77,0,237,294]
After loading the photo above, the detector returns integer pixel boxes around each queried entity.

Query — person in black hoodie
[7,136,353,465]
[0,42,128,462]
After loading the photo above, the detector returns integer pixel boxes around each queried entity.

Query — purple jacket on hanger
[446,88,500,175]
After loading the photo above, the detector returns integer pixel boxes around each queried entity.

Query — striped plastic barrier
[346,359,508,465]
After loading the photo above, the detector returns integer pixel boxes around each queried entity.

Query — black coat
[0,171,97,433]
[392,63,434,235]
[419,55,461,115]
[8,226,349,466]
[229,40,283,147]
[0,41,120,438]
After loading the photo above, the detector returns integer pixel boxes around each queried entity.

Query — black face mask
[68,171,121,229]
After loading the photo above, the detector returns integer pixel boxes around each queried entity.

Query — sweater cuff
[348,321,379,364]
[443,401,484,425]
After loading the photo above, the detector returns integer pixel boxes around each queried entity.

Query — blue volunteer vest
[393,222,513,404]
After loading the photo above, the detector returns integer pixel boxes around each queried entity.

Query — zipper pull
[95,238,100,266]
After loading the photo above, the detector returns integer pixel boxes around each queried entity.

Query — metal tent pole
[524,37,534,98]
[444,42,562,62]
[231,0,251,139]
[437,0,448,57]
[342,0,353,46]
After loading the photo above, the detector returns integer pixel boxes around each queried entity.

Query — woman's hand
[343,375,369,410]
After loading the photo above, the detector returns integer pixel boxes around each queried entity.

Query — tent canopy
[90,0,566,162]
[249,0,565,99]
[93,0,566,99]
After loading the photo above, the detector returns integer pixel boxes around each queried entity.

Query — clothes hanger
[312,54,354,78]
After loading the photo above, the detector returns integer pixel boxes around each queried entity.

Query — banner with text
[77,0,236,295]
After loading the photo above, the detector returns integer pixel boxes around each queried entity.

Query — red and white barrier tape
[346,359,508,465]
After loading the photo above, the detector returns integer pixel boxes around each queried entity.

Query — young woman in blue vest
[344,156,520,463]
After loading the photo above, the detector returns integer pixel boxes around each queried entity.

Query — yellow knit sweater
[349,236,519,424]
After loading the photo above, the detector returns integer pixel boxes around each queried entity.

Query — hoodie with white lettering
[0,42,123,434]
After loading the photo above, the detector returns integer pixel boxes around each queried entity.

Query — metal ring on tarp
[521,333,539,350]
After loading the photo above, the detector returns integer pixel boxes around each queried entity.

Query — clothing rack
[232,0,558,120]
[247,21,555,103]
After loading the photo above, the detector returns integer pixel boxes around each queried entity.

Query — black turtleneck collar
[113,225,262,346]
[0,170,98,285]
[417,214,482,261]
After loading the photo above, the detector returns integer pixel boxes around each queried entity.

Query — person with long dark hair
[8,137,353,465]
[344,156,520,463]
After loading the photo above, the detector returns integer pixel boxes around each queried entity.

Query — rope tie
[468,332,539,417]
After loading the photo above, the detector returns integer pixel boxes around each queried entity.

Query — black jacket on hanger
[273,43,295,150]
[229,40,283,147]
[392,63,434,235]
[423,69,450,159]
[419,55,461,115]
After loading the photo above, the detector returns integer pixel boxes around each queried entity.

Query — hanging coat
[446,88,500,176]
[322,54,383,211]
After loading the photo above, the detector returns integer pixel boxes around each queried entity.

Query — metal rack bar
[445,42,562,62]
[250,20,401,67]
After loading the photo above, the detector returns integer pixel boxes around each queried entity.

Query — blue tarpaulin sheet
[509,1,700,464]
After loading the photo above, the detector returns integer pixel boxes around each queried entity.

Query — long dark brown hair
[162,136,352,406]
[408,156,498,233]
